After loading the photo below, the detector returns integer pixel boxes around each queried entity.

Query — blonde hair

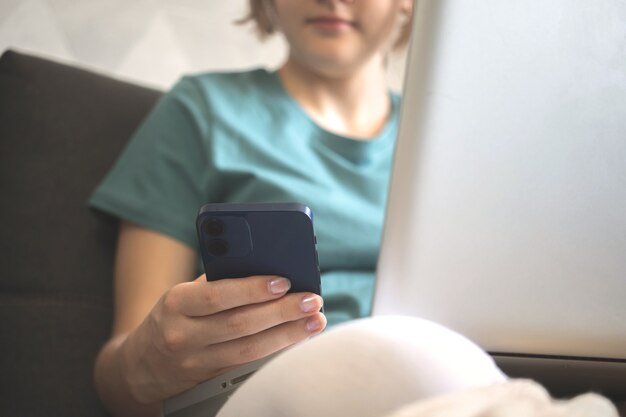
[237,0,413,50]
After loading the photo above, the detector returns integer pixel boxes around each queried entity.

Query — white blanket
[217,316,618,417]
[389,380,617,417]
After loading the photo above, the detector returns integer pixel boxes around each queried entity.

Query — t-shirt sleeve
[88,77,214,248]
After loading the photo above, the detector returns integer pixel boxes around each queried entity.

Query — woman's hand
[94,223,326,417]
[121,274,326,404]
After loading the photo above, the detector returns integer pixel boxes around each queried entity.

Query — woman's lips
[305,16,355,31]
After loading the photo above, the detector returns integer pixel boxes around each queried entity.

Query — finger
[194,292,324,345]
[167,274,293,317]
[198,312,327,373]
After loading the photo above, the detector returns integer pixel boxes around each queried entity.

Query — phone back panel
[197,203,321,295]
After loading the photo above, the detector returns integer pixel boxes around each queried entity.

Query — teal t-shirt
[89,69,399,326]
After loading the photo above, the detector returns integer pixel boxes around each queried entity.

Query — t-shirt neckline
[264,69,398,161]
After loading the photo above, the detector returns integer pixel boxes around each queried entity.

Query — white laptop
[373,0,626,398]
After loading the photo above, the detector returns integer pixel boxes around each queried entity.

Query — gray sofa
[0,49,161,416]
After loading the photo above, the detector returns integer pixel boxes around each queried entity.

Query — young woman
[90,1,413,416]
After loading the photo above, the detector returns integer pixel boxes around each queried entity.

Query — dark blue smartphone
[196,202,321,295]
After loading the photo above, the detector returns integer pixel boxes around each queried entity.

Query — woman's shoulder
[176,68,276,98]
[194,67,271,81]
[161,68,279,116]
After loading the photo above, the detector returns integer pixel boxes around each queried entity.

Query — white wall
[0,0,406,91]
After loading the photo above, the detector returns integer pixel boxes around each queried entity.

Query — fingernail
[300,295,322,313]
[269,277,291,295]
[306,316,325,333]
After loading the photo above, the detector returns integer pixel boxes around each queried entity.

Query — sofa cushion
[0,295,113,415]
[0,49,161,294]
[0,49,161,416]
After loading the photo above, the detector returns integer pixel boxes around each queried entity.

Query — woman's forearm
[94,333,162,417]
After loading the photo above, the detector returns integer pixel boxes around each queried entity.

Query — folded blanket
[387,379,618,417]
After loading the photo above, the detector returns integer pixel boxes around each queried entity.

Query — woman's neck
[278,56,391,140]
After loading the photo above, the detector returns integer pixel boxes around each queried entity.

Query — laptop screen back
[373,0,626,361]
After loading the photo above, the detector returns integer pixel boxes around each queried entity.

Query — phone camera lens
[207,238,229,257]
[204,218,225,236]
